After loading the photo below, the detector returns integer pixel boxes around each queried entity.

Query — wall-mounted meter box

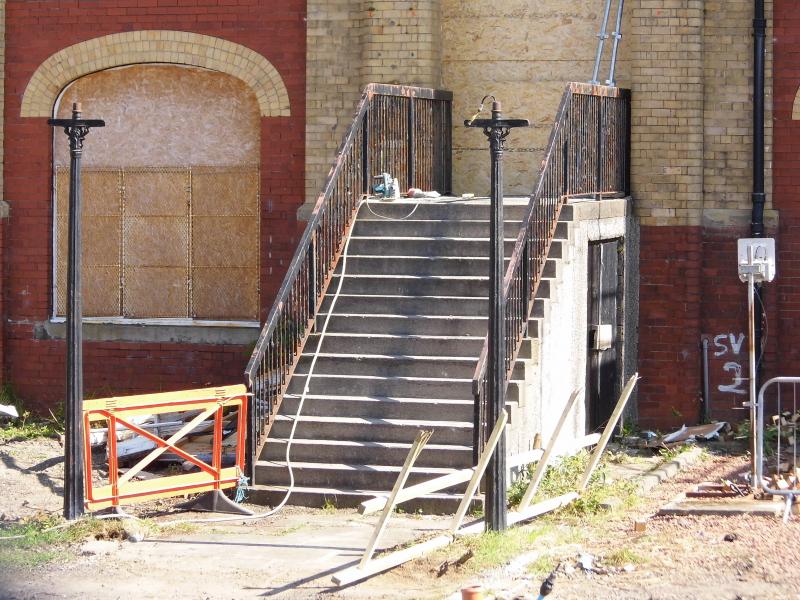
[737,238,776,283]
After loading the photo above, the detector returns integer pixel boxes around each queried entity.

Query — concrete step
[304,332,485,357]
[358,200,528,221]
[279,393,473,421]
[269,414,473,445]
[294,353,479,379]
[347,236,518,258]
[313,313,488,336]
[336,255,509,277]
[319,294,487,316]
[285,373,475,400]
[260,437,472,468]
[328,274,488,297]
[255,460,466,491]
[353,218,523,238]
[285,373,521,403]
[245,484,469,513]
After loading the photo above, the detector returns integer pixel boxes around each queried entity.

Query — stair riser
[269,419,472,445]
[286,375,474,400]
[358,202,527,221]
[279,396,473,421]
[295,355,477,379]
[348,238,517,257]
[319,295,488,316]
[336,256,508,277]
[256,464,469,491]
[328,275,488,297]
[304,334,484,357]
[315,314,488,336]
[245,487,466,514]
[260,442,471,468]
[353,219,523,238]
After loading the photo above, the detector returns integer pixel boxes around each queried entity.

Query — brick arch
[21,31,290,118]
[793,85,800,119]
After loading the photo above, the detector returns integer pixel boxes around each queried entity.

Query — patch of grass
[0,386,64,441]
[603,546,645,567]
[658,444,694,462]
[0,514,127,569]
[526,554,557,577]
[508,450,642,519]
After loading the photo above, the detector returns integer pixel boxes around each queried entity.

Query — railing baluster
[471,83,631,457]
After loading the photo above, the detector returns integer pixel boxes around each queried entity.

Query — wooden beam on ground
[578,373,639,491]
[450,410,508,534]
[332,534,453,586]
[456,492,580,536]
[519,388,582,510]
[358,467,475,515]
[359,430,433,567]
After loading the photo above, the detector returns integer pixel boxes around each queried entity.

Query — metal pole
[465,100,528,532]
[48,104,104,520]
[747,274,759,488]
[606,0,625,86]
[591,0,614,84]
[751,0,767,487]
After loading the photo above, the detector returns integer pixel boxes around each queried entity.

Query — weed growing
[0,386,64,442]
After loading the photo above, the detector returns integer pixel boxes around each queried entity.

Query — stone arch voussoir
[21,31,290,118]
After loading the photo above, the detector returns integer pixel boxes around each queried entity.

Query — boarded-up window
[52,64,261,321]
[55,166,260,320]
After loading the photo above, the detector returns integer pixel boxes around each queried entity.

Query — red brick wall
[637,226,703,429]
[2,0,306,410]
[774,1,800,380]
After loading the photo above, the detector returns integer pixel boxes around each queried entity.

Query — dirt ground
[1,436,799,599]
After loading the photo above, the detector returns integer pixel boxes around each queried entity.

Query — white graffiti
[713,333,745,357]
[714,333,747,396]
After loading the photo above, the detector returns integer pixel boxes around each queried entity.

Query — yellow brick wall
[303,1,771,225]
[305,0,365,210]
[629,0,773,227]
[441,1,626,196]
[303,0,442,214]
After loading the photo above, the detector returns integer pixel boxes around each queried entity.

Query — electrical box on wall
[737,238,776,283]
[590,324,614,351]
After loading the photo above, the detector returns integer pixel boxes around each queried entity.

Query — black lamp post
[48,103,104,520]
[465,98,528,531]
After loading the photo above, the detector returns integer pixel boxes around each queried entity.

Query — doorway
[586,239,622,431]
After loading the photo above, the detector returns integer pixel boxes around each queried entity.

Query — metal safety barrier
[83,385,248,511]
[756,377,800,519]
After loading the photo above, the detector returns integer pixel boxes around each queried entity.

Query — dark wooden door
[587,239,621,431]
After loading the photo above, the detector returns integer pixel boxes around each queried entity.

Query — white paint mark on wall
[714,333,747,396]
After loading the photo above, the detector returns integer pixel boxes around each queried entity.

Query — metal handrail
[244,83,453,473]
[471,82,631,457]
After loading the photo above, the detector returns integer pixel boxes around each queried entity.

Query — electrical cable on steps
[0,197,426,538]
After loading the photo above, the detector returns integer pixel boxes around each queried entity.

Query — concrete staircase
[248,198,572,512]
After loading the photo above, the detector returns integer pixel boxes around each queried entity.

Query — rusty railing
[244,83,452,473]
[472,82,631,457]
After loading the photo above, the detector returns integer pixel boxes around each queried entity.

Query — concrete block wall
[507,198,636,458]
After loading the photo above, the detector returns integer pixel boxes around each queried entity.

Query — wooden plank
[508,492,579,526]
[116,405,218,485]
[360,430,433,567]
[358,467,475,515]
[519,388,582,509]
[83,384,247,412]
[450,410,508,534]
[508,448,544,469]
[578,373,639,491]
[332,534,453,586]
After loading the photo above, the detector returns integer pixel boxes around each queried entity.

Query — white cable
[365,200,420,221]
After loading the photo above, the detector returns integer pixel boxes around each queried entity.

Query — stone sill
[39,318,261,346]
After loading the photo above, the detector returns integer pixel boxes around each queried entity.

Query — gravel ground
[2,437,799,599]
[436,449,800,600]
